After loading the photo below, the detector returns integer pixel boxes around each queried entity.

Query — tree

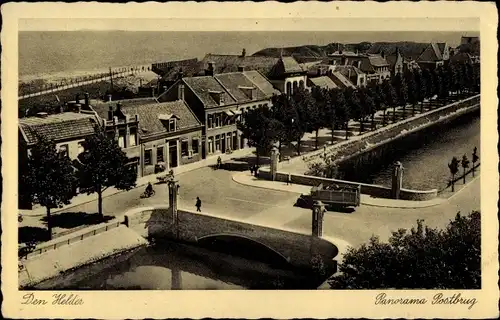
[461,154,470,184]
[355,87,374,133]
[24,136,77,240]
[73,129,138,217]
[448,156,460,192]
[328,211,480,289]
[414,69,427,113]
[382,79,397,125]
[344,87,359,138]
[368,82,385,130]
[306,154,338,179]
[422,68,435,109]
[271,94,292,156]
[310,86,328,149]
[289,88,314,154]
[404,70,418,116]
[392,73,408,119]
[331,88,349,141]
[471,146,479,177]
[324,88,337,143]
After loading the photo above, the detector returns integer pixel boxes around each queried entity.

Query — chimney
[206,62,215,76]
[238,66,245,72]
[178,83,185,101]
[107,94,112,102]
[241,48,246,57]
[178,68,184,80]
[108,106,114,120]
[84,93,90,108]
[116,102,122,113]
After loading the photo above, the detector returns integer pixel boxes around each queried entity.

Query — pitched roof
[214,72,268,103]
[335,65,364,77]
[91,97,159,119]
[19,112,99,145]
[367,54,390,67]
[183,76,237,108]
[436,43,448,55]
[201,54,279,76]
[329,72,355,89]
[367,42,430,61]
[417,43,443,62]
[308,76,339,90]
[120,101,202,137]
[152,58,200,76]
[242,70,280,96]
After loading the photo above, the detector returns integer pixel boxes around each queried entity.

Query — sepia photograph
[2,1,499,319]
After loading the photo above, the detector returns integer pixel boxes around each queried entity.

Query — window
[215,135,221,151]
[118,130,126,148]
[215,114,221,127]
[181,140,189,157]
[129,128,137,147]
[144,149,152,165]
[59,144,68,158]
[192,138,199,154]
[208,137,214,154]
[77,142,84,155]
[169,119,176,132]
[207,115,213,129]
[157,146,164,163]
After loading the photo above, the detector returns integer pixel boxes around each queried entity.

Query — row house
[89,99,203,177]
[303,63,358,89]
[157,68,276,158]
[267,55,308,95]
[18,110,101,209]
[328,51,391,84]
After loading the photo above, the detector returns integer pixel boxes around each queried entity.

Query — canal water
[37,240,331,290]
[344,112,480,191]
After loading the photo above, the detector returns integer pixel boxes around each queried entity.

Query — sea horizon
[19,30,479,79]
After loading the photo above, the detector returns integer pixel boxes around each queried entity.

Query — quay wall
[124,205,339,271]
[19,223,148,289]
[335,96,480,180]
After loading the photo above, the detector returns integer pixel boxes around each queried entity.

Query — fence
[18,65,152,99]
[19,220,123,261]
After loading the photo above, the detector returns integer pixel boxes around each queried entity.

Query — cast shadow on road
[293,198,355,214]
[41,211,114,229]
[18,226,49,244]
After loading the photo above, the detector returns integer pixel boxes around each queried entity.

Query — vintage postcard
[1,1,499,318]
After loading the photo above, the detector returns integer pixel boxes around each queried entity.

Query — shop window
[144,149,152,165]
[181,140,189,157]
[157,146,164,163]
[215,135,221,151]
[208,137,214,154]
[192,138,199,154]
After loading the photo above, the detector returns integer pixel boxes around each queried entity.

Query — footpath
[232,171,445,209]
[21,148,256,217]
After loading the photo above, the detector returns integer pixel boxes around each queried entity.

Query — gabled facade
[416,43,446,70]
[267,55,308,95]
[157,70,275,158]
[386,48,405,77]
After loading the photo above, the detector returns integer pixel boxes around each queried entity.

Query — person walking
[195,197,202,212]
[287,173,291,185]
[217,156,222,170]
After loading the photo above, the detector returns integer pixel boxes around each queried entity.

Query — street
[20,165,481,254]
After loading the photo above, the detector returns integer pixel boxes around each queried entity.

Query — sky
[19,17,479,32]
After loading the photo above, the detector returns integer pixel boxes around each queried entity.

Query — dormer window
[209,90,225,106]
[169,119,176,132]
[158,114,180,132]
[238,86,256,100]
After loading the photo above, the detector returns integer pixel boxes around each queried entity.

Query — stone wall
[259,168,438,201]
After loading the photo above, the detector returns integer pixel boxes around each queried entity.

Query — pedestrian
[287,173,291,185]
[217,156,222,170]
[250,165,254,176]
[195,197,202,212]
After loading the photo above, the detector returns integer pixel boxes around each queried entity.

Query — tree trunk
[392,106,396,123]
[278,140,282,157]
[451,175,455,192]
[472,164,475,177]
[412,103,415,116]
[345,122,349,140]
[371,113,375,130]
[256,153,260,167]
[402,105,406,119]
[315,130,319,150]
[382,110,386,126]
[97,189,103,218]
[46,207,52,240]
[360,120,364,133]
[420,101,424,113]
[463,168,466,184]
[331,124,335,143]
[296,140,301,155]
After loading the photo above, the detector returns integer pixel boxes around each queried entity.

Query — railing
[18,65,152,99]
[19,220,123,261]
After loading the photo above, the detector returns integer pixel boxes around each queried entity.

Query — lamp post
[311,200,326,237]
[168,179,181,239]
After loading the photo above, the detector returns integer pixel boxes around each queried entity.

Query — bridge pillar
[312,200,326,237]
[168,179,180,238]
[270,147,280,181]
[391,161,404,199]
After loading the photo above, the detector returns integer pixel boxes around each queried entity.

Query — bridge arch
[196,233,291,268]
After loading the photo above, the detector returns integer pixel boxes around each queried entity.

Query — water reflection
[52,240,333,290]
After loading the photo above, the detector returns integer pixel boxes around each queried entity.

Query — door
[221,133,226,153]
[232,132,238,150]
[201,137,206,159]
[169,143,178,168]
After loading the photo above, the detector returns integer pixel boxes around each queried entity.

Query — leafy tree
[404,70,418,116]
[448,156,460,192]
[414,69,427,113]
[238,106,280,165]
[368,82,385,130]
[457,62,469,97]
[344,87,360,138]
[329,211,480,289]
[391,73,408,119]
[356,87,374,133]
[73,129,138,217]
[289,88,313,154]
[271,93,295,155]
[422,68,435,108]
[381,79,397,124]
[24,136,77,240]
[310,86,328,149]
[324,88,337,143]
[331,88,349,141]
[472,146,479,177]
[306,154,338,179]
[461,154,470,184]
